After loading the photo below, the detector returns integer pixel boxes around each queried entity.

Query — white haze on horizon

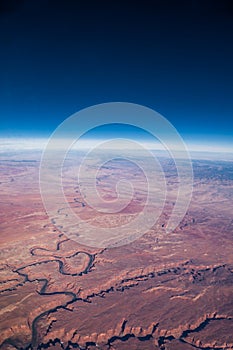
[0,137,232,160]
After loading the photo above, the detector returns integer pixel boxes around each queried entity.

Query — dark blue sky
[0,0,233,145]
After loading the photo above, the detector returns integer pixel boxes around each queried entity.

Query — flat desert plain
[0,149,233,350]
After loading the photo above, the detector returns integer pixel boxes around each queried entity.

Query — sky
[0,0,233,149]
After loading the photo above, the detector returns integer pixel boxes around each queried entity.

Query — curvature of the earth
[0,147,233,350]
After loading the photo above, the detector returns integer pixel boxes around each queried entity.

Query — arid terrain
[0,148,233,350]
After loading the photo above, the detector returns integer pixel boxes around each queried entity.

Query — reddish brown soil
[0,154,233,350]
